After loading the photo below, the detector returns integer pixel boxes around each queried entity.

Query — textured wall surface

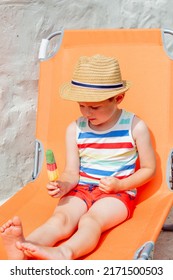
[0,0,173,204]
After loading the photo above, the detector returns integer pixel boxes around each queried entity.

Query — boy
[0,55,156,259]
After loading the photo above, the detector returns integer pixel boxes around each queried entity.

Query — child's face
[78,97,120,129]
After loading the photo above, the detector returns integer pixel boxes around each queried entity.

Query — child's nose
[85,107,92,117]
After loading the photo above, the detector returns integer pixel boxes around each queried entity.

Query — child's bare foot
[18,242,73,260]
[0,216,26,259]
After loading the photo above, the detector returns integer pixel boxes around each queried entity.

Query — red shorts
[62,184,136,219]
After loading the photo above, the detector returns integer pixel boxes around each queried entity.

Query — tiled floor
[154,207,173,260]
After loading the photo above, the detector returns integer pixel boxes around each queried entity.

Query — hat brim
[60,80,131,102]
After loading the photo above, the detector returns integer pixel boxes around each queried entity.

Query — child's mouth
[89,118,96,122]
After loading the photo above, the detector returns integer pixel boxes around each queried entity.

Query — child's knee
[51,211,76,236]
[79,213,102,233]
[51,211,69,227]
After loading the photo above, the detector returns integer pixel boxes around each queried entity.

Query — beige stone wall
[0,0,173,204]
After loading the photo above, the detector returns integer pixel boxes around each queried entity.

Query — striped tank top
[76,110,138,196]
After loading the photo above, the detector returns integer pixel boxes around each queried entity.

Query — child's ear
[115,93,125,104]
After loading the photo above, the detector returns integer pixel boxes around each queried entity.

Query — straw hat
[60,54,131,102]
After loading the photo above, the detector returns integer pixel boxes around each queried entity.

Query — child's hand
[99,177,121,193]
[47,181,62,198]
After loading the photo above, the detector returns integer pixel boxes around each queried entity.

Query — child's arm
[47,121,79,198]
[99,116,156,193]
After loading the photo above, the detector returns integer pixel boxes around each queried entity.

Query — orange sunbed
[0,29,173,260]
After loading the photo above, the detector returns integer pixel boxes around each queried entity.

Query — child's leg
[0,196,87,259]
[18,197,128,259]
[26,196,87,246]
